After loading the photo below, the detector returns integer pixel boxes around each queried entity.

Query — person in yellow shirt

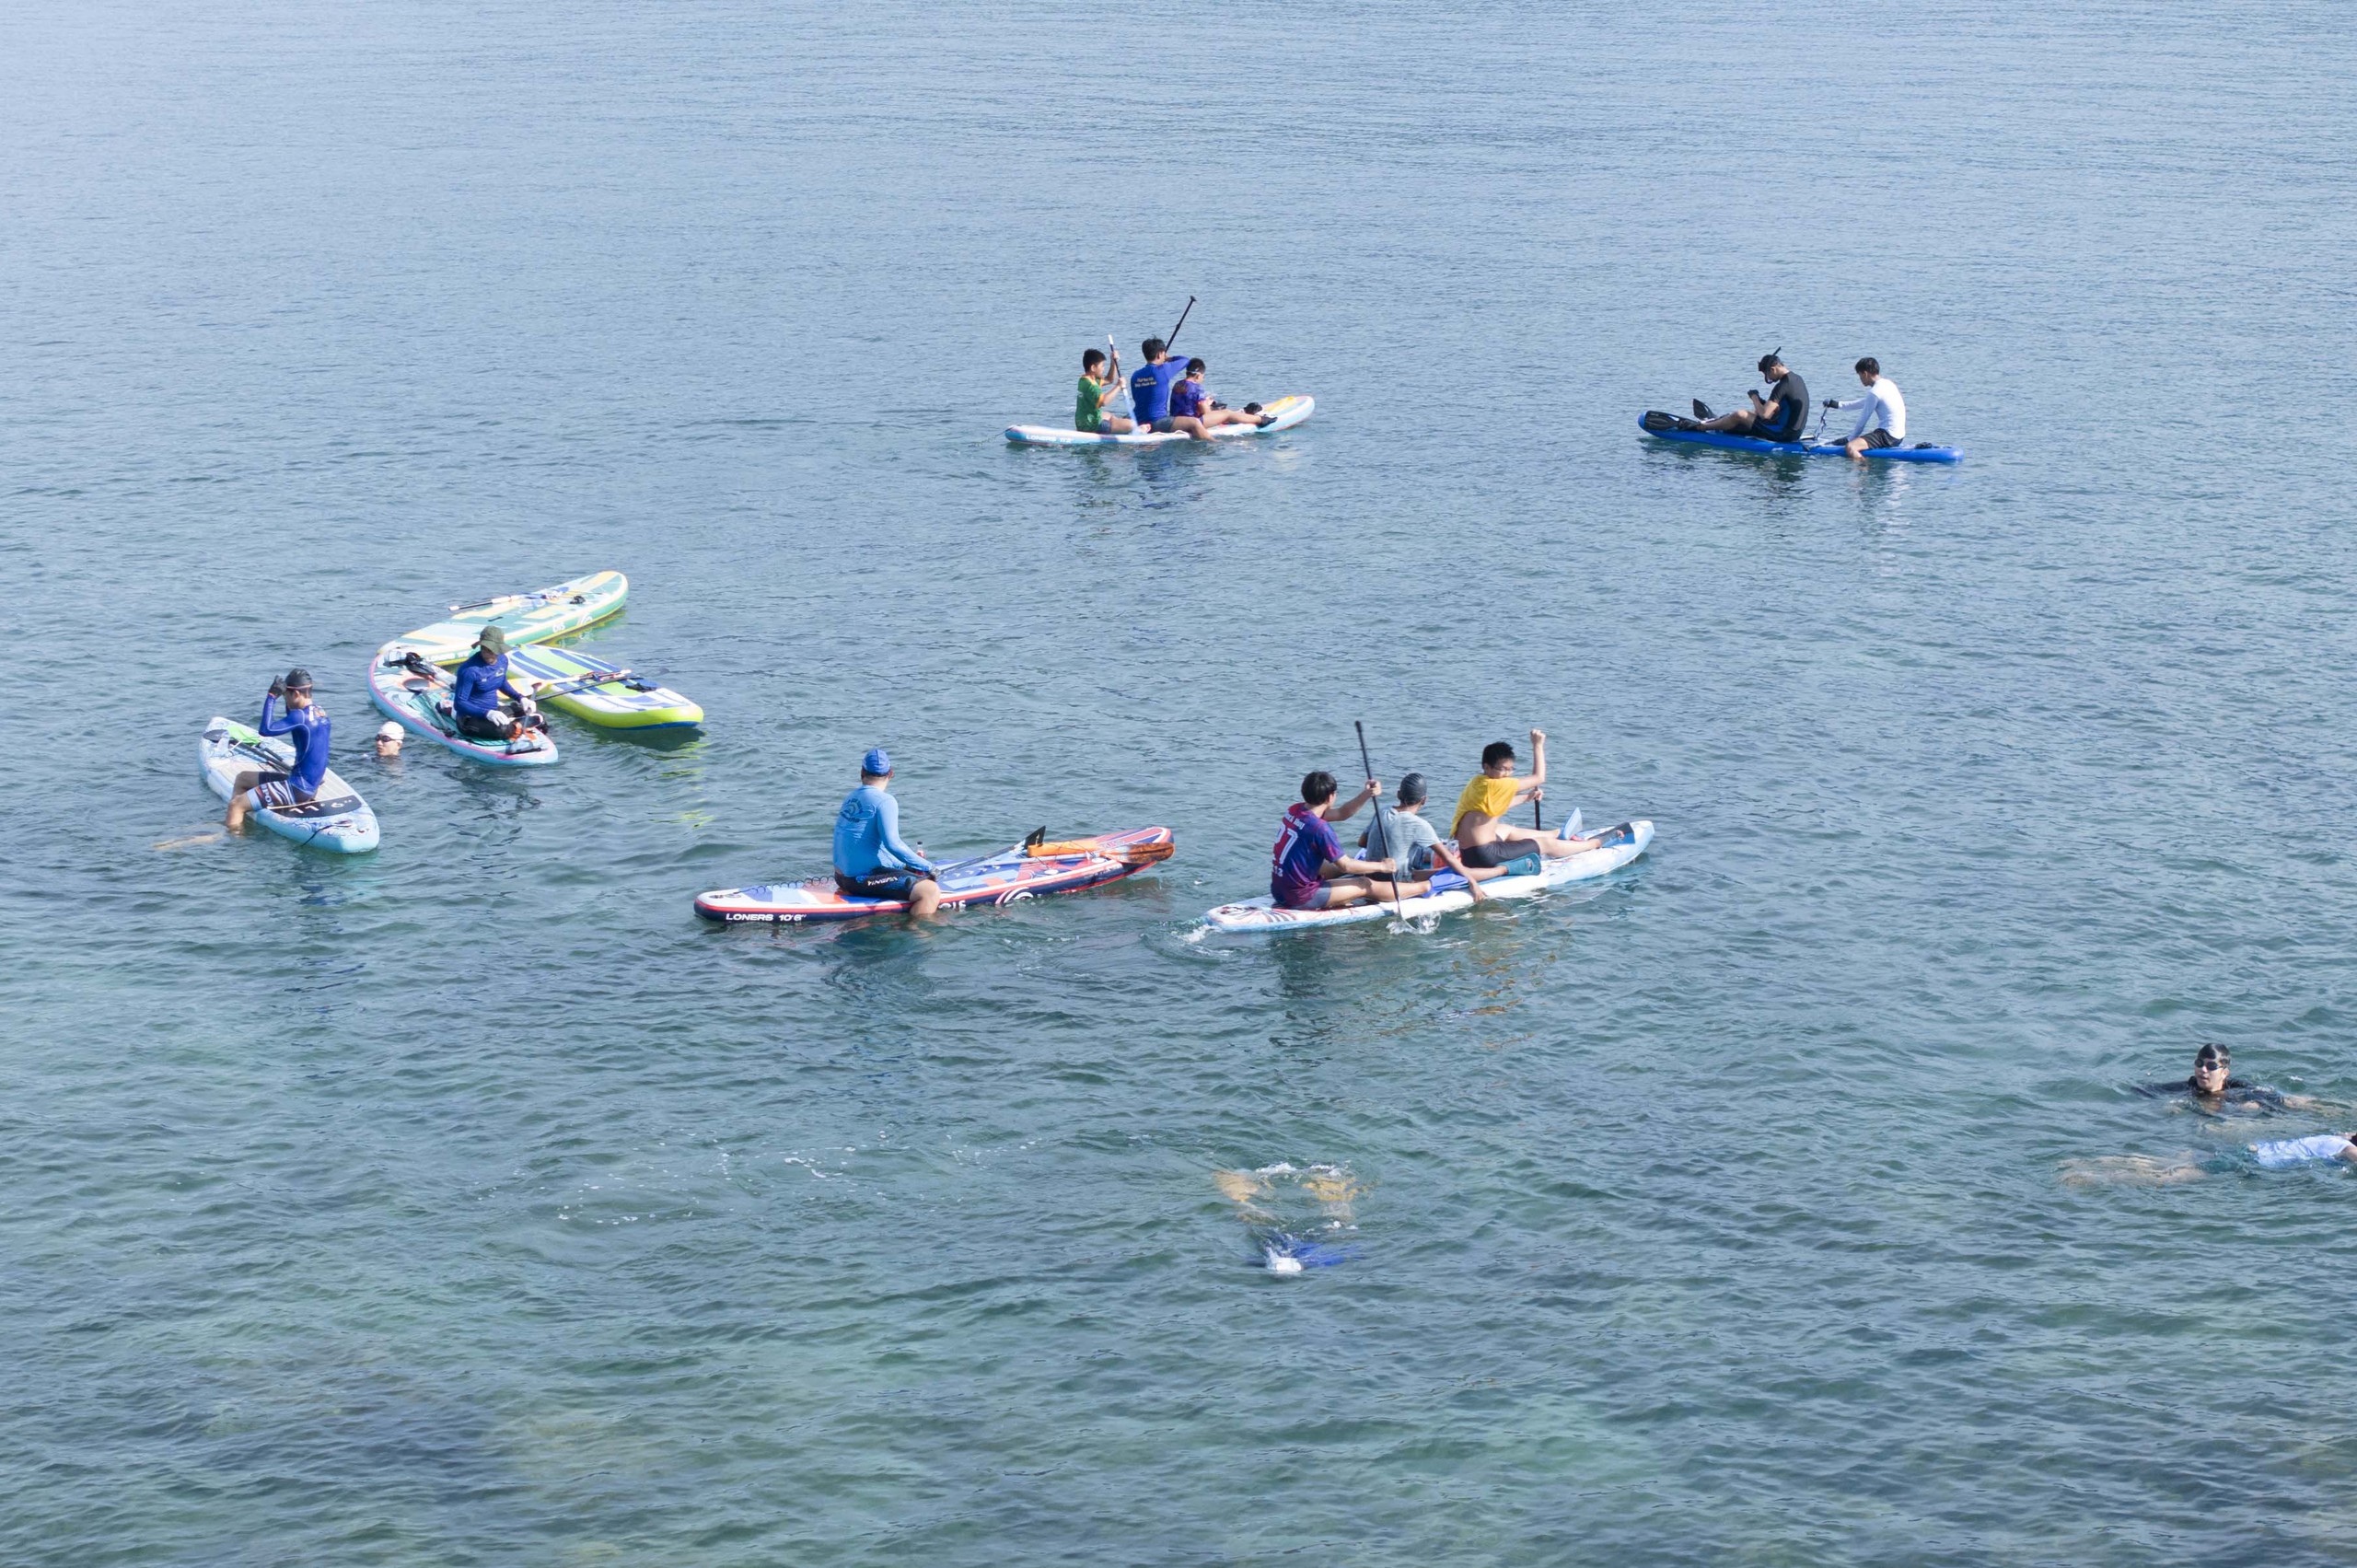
[1449,728,1601,869]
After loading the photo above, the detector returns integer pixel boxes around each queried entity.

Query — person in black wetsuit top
[2135,1042,2311,1112]
[1696,352,1809,442]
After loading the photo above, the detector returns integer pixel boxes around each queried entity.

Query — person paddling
[1449,730,1599,870]
[1128,337,1220,442]
[1075,347,1141,436]
[1270,770,1401,912]
[226,668,330,831]
[1824,357,1907,460]
[833,748,943,917]
[1695,352,1809,443]
[451,626,538,743]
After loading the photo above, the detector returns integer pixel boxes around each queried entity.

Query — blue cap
[862,747,891,776]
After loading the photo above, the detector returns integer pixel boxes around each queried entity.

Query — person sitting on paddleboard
[833,748,943,918]
[1169,359,1276,433]
[451,626,540,743]
[1695,352,1809,443]
[2135,1042,2311,1113]
[1076,347,1141,436]
[1824,357,1907,461]
[1449,731,1599,870]
[1128,337,1219,442]
[226,668,330,831]
[1354,772,1488,902]
[1271,770,1405,912]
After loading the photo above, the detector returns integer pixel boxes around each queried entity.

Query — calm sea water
[6,3,2357,1562]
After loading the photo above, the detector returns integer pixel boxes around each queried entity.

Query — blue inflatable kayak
[1639,412,1961,463]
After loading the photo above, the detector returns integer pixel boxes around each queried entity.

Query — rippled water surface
[6,3,2357,1562]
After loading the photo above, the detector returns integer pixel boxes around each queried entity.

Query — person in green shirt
[1076,347,1141,435]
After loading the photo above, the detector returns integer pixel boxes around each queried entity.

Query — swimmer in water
[2062,1130,2357,1187]
[1214,1163,1364,1271]
[2134,1042,2312,1112]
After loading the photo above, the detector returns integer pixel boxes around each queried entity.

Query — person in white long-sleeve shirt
[1823,357,1906,462]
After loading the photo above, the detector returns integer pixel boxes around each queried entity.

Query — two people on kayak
[834,748,944,918]
[1688,352,1910,460]
[1268,730,1601,912]
[225,668,330,831]
[1075,339,1275,439]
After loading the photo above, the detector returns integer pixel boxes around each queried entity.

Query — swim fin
[1691,399,1715,420]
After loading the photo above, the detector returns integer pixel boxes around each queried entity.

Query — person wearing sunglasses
[226,668,330,831]
[2137,1043,2310,1112]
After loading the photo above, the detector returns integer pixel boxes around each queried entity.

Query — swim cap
[282,668,312,692]
[1397,772,1428,807]
[862,747,891,777]
[377,721,402,740]
[475,626,508,656]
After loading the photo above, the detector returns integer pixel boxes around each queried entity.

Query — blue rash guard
[257,695,331,796]
[451,651,522,719]
[1128,359,1190,424]
[833,784,935,877]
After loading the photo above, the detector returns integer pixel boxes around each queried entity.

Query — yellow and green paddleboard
[399,570,629,665]
[504,644,702,731]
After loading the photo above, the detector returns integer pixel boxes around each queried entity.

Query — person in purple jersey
[226,668,331,830]
[1270,770,1399,912]
[1168,358,1274,433]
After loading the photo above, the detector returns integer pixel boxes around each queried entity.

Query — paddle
[1354,720,1407,920]
[525,666,643,701]
[1109,333,1131,417]
[1163,296,1196,355]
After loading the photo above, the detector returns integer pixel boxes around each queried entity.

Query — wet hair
[1083,348,1107,371]
[283,668,313,692]
[1396,772,1428,807]
[1759,349,1783,376]
[1186,357,1206,375]
[1855,356,1880,376]
[1480,740,1516,770]
[1300,770,1338,807]
[1142,337,1167,359]
[2195,1042,2230,1069]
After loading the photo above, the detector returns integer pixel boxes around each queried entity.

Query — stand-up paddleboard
[367,643,559,766]
[696,827,1173,923]
[1638,412,1960,463]
[396,571,629,664]
[502,645,702,731]
[198,717,380,854]
[1203,819,1653,933]
[1005,395,1313,447]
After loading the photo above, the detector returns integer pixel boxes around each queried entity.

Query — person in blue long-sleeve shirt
[450,625,535,741]
[833,748,942,917]
[226,668,331,830]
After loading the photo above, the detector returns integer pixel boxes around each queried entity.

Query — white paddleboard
[198,717,380,854]
[1202,819,1653,933]
[1006,394,1313,447]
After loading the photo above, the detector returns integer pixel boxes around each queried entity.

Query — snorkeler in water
[1214,1163,1363,1272]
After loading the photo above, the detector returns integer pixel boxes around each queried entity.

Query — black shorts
[836,868,924,900]
[455,708,513,739]
[1862,428,1899,448]
[248,772,316,809]
[1754,424,1803,445]
[1459,839,1541,870]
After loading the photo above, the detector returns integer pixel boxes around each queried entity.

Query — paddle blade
[1025,836,1175,865]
